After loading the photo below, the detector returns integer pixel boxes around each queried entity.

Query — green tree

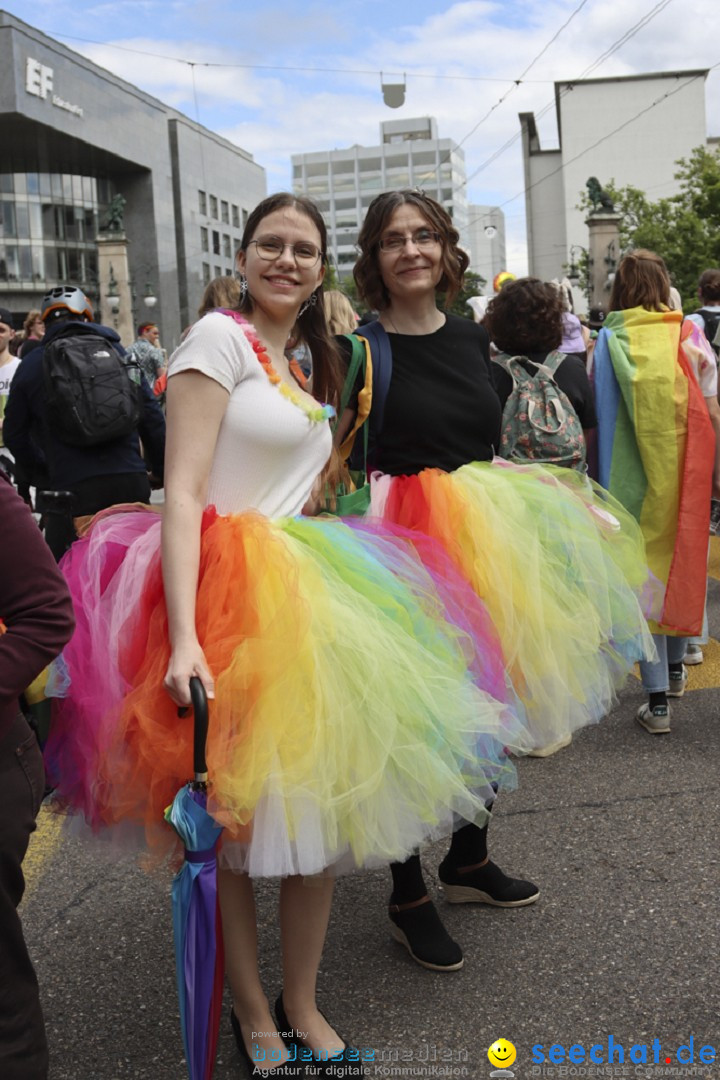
[442,271,487,319]
[577,146,720,311]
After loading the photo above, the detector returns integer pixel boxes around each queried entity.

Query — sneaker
[710,498,720,535]
[667,665,688,697]
[636,702,671,734]
[684,644,704,665]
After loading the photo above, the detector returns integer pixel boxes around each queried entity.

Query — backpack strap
[492,352,535,387]
[354,320,393,438]
[337,335,372,462]
[536,350,567,379]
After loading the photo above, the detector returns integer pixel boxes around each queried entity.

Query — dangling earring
[298,290,318,318]
[238,275,248,302]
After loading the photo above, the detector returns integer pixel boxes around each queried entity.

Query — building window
[242,209,249,228]
[199,190,207,215]
[232,204,240,228]
[200,227,209,253]
[209,194,218,219]
[221,200,229,224]
[212,230,220,255]
[202,262,211,284]
[223,235,232,259]
[214,265,222,278]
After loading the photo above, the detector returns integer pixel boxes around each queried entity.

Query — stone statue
[586,177,615,214]
[100,194,127,233]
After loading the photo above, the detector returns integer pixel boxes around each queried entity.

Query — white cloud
[13,0,720,275]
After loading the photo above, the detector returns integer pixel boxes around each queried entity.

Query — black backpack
[695,310,720,357]
[43,331,142,447]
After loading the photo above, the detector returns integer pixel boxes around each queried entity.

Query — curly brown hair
[483,277,564,354]
[354,190,469,311]
[609,249,670,312]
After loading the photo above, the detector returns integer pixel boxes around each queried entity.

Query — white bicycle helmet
[41,285,94,323]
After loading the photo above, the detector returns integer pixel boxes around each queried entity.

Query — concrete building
[520,70,709,298]
[466,204,506,288]
[0,11,265,344]
[292,117,467,279]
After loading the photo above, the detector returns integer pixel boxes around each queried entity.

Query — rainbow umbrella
[165,678,224,1080]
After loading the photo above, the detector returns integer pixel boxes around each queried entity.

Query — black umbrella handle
[189,676,209,784]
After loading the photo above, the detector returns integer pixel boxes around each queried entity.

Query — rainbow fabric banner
[594,307,714,635]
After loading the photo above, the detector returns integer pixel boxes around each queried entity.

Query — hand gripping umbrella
[165,677,224,1080]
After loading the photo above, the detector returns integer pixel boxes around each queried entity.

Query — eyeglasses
[248,235,323,267]
[378,228,441,253]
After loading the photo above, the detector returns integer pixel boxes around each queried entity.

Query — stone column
[96,233,134,346]
[585,213,622,312]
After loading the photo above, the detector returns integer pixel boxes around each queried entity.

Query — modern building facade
[520,70,709,293]
[292,117,468,279]
[466,204,506,288]
[0,11,266,344]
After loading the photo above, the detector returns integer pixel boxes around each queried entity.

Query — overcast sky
[8,0,720,273]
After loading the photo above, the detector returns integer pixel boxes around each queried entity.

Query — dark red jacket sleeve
[0,473,75,737]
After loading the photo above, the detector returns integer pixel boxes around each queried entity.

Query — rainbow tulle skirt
[46,506,528,877]
[370,460,657,751]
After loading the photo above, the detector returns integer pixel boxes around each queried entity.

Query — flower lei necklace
[219,309,336,423]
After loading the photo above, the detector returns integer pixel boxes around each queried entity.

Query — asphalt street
[20,548,720,1080]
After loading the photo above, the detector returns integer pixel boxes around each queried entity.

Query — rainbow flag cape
[594,307,714,635]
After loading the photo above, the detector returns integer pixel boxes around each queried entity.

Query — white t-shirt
[168,312,332,517]
[0,356,21,450]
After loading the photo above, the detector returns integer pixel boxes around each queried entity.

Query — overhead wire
[462,0,679,192]
[46,31,553,83]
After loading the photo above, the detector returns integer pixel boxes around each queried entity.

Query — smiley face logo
[488,1040,517,1070]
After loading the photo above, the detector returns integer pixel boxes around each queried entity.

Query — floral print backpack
[492,350,586,471]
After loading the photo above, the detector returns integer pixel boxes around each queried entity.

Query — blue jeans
[638,634,688,694]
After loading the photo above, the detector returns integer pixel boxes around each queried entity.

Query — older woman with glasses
[335,189,655,973]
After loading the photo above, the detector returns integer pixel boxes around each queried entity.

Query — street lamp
[567,245,585,286]
[143,283,158,308]
[604,241,617,291]
[106,265,120,311]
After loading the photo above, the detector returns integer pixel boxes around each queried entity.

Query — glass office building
[0,12,266,343]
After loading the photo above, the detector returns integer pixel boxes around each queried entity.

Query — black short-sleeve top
[339,314,502,476]
[492,351,597,429]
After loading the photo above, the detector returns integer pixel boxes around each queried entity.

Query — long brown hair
[237,193,343,408]
[354,189,469,310]
[609,249,670,312]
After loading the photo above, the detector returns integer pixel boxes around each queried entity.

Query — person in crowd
[687,269,720,537]
[484,277,597,444]
[593,249,718,734]
[337,189,653,972]
[125,322,166,391]
[197,275,243,320]
[0,307,20,477]
[0,470,75,1080]
[323,290,357,335]
[45,194,522,1076]
[17,310,45,359]
[4,286,165,560]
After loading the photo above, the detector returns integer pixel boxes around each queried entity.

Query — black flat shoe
[274,993,365,1078]
[229,1007,303,1078]
[438,858,540,907]
[388,894,464,971]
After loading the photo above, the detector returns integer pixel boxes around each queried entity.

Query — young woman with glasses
[46,193,526,1077]
[336,189,654,973]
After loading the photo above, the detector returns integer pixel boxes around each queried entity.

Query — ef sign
[26,57,53,99]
